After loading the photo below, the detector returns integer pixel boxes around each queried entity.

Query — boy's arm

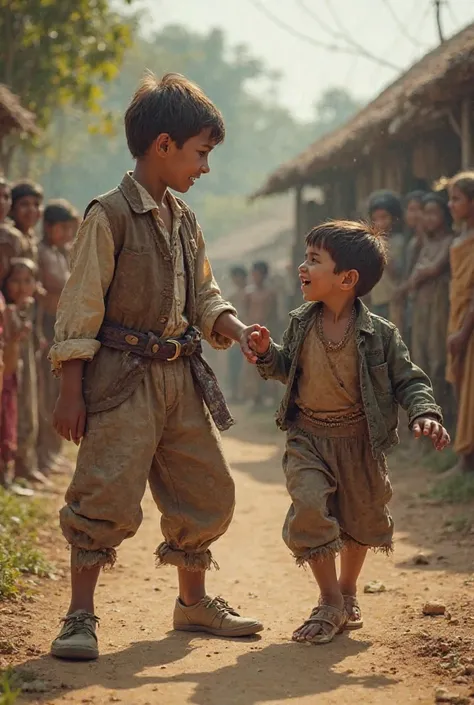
[50,204,115,444]
[255,319,294,384]
[193,225,238,350]
[49,204,115,374]
[386,326,443,426]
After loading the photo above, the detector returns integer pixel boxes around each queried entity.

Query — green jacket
[256,300,442,456]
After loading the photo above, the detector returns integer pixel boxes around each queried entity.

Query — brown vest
[83,172,199,414]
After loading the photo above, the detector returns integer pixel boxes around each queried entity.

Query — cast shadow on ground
[16,631,392,704]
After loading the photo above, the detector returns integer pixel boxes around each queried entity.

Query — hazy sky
[136,0,474,119]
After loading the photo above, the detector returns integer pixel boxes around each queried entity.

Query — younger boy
[250,220,449,645]
[49,72,263,661]
[37,200,77,475]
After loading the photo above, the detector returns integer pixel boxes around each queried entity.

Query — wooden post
[291,185,303,308]
[461,97,472,170]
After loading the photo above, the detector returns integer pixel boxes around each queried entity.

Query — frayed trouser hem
[292,535,394,566]
[293,538,344,567]
[155,542,219,571]
[70,547,117,572]
[341,533,394,556]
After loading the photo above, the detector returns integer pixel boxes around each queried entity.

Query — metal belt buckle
[166,339,181,361]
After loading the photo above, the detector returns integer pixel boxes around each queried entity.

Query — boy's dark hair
[230,265,247,279]
[125,72,225,158]
[305,220,388,298]
[11,180,43,206]
[422,192,453,228]
[44,199,78,226]
[252,261,269,277]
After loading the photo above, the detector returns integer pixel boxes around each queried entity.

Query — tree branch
[435,0,445,43]
[249,0,402,71]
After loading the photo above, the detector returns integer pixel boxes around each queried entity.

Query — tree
[0,0,133,171]
[31,23,363,242]
[312,88,363,135]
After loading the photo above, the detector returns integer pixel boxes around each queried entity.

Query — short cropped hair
[44,199,78,225]
[125,72,225,158]
[252,261,269,277]
[305,220,388,298]
[11,180,43,205]
[230,265,247,279]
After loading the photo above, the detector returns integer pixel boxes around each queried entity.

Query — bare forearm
[213,311,246,342]
[60,359,85,398]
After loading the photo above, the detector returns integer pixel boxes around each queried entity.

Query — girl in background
[368,191,405,327]
[410,193,453,426]
[447,172,474,473]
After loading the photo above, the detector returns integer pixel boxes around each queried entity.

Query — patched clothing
[257,300,442,457]
[51,173,236,571]
[257,300,440,563]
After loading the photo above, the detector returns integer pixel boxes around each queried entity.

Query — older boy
[49,73,263,660]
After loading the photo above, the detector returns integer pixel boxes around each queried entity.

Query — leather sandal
[293,603,347,645]
[343,594,363,630]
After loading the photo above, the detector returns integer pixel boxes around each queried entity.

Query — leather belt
[97,321,202,361]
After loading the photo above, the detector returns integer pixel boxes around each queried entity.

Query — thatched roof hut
[0,84,38,139]
[252,23,474,199]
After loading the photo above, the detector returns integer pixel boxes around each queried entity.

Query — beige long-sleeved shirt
[50,178,234,371]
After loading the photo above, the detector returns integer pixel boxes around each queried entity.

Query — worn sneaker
[173,595,263,637]
[50,610,99,660]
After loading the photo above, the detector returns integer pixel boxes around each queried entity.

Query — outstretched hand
[239,324,270,363]
[413,417,450,451]
[249,327,271,356]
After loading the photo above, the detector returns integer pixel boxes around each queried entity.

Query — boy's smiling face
[299,245,359,302]
[155,127,216,193]
[299,246,343,301]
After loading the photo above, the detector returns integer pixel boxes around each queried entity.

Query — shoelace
[59,612,100,638]
[205,596,240,617]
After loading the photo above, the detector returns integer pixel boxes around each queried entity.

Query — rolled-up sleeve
[48,204,115,372]
[195,225,236,350]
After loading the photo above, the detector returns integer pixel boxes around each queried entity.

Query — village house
[251,23,474,303]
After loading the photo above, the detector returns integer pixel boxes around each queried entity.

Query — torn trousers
[60,357,235,571]
[283,418,394,564]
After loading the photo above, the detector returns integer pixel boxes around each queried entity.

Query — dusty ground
[2,407,474,705]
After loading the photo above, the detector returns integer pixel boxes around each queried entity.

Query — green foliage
[0,487,51,599]
[0,0,133,128]
[30,22,361,245]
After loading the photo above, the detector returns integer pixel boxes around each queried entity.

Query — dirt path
[2,410,474,705]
